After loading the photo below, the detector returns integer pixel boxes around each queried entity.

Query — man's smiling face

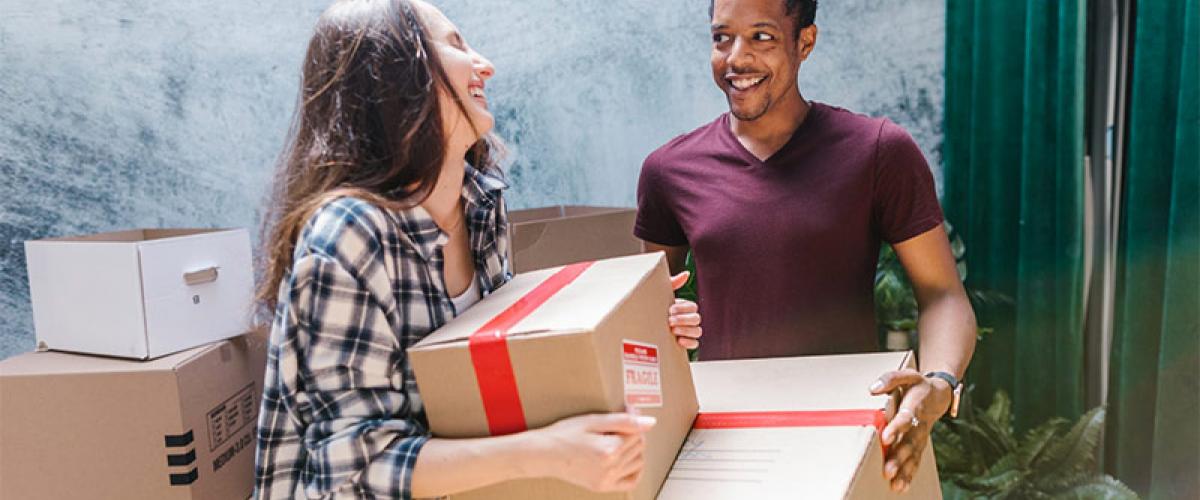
[710,0,811,122]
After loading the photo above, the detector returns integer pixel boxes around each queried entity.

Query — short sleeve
[873,121,945,244]
[635,152,688,246]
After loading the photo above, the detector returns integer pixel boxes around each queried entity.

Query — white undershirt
[449,274,481,313]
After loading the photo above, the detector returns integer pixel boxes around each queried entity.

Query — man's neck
[730,89,811,161]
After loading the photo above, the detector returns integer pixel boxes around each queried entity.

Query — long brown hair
[256,0,500,315]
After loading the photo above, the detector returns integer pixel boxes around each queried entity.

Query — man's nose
[727,37,753,67]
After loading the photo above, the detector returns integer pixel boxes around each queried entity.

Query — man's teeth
[730,76,766,90]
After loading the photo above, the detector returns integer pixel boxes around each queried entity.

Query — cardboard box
[0,332,268,500]
[659,352,942,500]
[25,228,254,359]
[509,206,644,273]
[409,253,698,499]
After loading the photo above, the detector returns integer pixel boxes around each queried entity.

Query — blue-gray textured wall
[0,0,944,360]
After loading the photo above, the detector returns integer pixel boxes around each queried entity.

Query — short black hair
[709,0,818,38]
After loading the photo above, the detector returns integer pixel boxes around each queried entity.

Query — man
[636,0,977,492]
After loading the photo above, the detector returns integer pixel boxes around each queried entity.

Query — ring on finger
[897,408,920,428]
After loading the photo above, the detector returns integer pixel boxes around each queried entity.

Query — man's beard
[729,94,772,121]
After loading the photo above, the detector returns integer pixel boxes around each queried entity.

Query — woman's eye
[712,33,730,43]
[753,32,775,41]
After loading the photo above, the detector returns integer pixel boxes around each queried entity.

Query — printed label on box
[207,383,257,451]
[622,340,662,408]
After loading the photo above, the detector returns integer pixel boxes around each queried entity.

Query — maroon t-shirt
[636,102,943,360]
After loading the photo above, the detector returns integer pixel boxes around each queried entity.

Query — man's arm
[644,242,690,276]
[869,224,976,493]
[896,224,976,378]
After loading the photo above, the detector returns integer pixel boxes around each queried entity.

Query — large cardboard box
[25,228,254,359]
[409,253,698,499]
[0,332,268,500]
[659,352,942,499]
[508,206,644,273]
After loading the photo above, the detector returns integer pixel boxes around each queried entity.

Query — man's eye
[712,33,730,43]
[753,32,775,41]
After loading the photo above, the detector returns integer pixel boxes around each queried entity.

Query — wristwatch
[925,371,964,418]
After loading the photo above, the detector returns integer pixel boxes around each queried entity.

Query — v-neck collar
[719,101,825,167]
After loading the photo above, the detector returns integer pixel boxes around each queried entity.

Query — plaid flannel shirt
[254,167,510,499]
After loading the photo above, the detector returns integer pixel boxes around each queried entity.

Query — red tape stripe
[694,410,890,456]
[468,262,594,435]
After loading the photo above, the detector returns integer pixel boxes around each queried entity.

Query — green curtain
[1106,0,1199,497]
[943,0,1089,430]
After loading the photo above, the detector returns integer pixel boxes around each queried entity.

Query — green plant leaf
[1015,417,1069,468]
[1048,475,1139,499]
[1033,407,1105,481]
[985,390,1014,427]
[958,468,1024,494]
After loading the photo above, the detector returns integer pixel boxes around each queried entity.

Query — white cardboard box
[25,228,253,359]
[659,352,942,499]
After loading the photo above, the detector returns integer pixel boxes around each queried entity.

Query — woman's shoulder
[297,195,396,262]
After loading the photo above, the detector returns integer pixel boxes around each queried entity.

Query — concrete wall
[0,0,944,359]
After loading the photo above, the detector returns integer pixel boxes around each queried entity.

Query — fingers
[882,404,922,445]
[670,271,691,290]
[869,369,924,395]
[892,449,920,492]
[676,336,700,350]
[883,441,914,480]
[583,412,657,435]
[669,299,698,315]
[613,451,646,490]
[884,423,929,492]
[668,299,702,349]
[668,312,701,327]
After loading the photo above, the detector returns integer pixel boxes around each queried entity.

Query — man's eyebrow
[711,23,729,30]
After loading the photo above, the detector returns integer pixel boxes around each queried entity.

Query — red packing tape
[693,409,891,456]
[468,261,594,436]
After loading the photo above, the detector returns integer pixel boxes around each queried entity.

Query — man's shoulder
[814,102,893,139]
[643,114,727,170]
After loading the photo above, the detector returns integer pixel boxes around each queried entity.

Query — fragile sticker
[622,340,662,408]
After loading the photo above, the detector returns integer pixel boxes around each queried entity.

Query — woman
[253,1,703,498]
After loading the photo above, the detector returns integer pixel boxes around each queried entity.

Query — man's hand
[667,272,702,349]
[869,369,954,492]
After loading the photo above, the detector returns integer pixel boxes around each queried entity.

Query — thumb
[670,271,691,291]
[586,413,657,435]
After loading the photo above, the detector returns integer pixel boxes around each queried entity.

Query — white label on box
[622,340,662,408]
[207,384,257,451]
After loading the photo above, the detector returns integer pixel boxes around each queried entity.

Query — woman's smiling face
[413,0,496,147]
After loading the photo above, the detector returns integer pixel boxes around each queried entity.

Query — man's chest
[674,161,876,254]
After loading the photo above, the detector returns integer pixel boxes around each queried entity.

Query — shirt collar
[392,165,507,262]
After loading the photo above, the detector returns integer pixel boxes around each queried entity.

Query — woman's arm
[411,412,655,497]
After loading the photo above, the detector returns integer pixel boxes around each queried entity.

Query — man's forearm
[915,290,976,379]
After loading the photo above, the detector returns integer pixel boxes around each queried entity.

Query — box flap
[0,342,218,377]
[28,227,238,244]
[411,253,665,350]
[689,351,911,412]
[508,205,632,224]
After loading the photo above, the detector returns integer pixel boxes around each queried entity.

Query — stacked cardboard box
[0,228,264,500]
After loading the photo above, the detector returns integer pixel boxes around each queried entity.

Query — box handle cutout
[183,266,220,286]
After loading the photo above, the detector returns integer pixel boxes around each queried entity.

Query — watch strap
[925,371,963,418]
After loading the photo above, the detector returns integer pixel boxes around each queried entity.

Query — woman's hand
[668,272,702,349]
[526,412,656,492]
